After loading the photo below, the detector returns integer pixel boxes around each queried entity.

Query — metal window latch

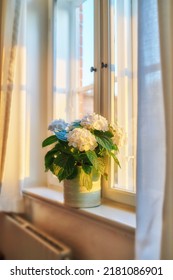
[101,62,108,68]
[90,66,97,72]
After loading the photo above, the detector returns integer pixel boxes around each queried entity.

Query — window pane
[110,0,137,193]
[53,0,94,122]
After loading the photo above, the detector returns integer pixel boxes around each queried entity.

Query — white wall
[26,0,48,187]
[23,195,135,260]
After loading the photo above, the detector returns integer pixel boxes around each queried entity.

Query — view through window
[53,0,94,122]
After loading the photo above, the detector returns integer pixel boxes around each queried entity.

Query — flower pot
[63,167,101,208]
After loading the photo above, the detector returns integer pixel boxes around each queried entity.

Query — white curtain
[136,0,173,259]
[0,0,26,212]
[158,0,173,260]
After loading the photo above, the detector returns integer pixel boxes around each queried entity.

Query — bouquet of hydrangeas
[42,113,125,190]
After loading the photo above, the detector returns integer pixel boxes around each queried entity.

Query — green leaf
[52,164,61,176]
[97,157,106,175]
[54,154,76,181]
[42,135,58,147]
[103,130,114,137]
[82,164,92,175]
[66,166,78,179]
[54,153,75,168]
[109,151,121,168]
[86,150,98,170]
[76,153,90,165]
[96,135,114,150]
[54,142,74,155]
[94,130,115,151]
[79,169,92,190]
[71,121,82,128]
[44,149,57,171]
[57,168,66,182]
[57,165,76,181]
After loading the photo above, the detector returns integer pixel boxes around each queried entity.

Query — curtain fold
[0,0,3,97]
[0,0,8,188]
[136,0,166,259]
[0,0,26,212]
[158,0,173,260]
[137,0,173,259]
[0,0,21,188]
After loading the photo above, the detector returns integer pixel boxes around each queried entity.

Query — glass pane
[53,0,94,123]
[110,0,137,193]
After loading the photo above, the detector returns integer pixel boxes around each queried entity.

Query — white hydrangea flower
[67,128,98,152]
[110,123,126,147]
[48,119,68,132]
[81,113,109,131]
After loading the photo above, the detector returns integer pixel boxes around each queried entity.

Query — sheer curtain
[158,0,173,260]
[136,0,173,259]
[0,0,26,212]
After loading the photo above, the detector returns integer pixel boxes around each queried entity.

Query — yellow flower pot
[63,167,101,208]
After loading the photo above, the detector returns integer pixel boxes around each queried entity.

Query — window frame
[100,0,137,207]
[47,0,137,207]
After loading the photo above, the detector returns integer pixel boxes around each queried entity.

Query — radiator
[0,214,72,260]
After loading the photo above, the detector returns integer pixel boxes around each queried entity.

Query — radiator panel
[0,214,71,260]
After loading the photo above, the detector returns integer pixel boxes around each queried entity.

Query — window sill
[22,186,136,232]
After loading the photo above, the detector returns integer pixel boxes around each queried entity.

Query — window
[48,0,137,206]
[52,0,95,120]
[102,0,137,206]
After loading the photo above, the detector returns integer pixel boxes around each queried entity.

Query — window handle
[101,62,108,68]
[90,66,97,72]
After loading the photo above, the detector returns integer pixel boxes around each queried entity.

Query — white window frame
[47,0,137,207]
[99,0,137,207]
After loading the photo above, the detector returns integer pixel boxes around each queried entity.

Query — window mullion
[94,0,101,114]
[100,0,110,119]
